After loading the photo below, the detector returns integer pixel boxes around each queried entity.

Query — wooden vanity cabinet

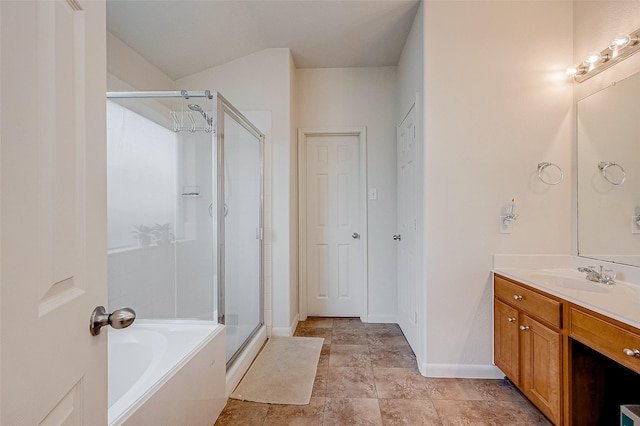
[494,274,563,425]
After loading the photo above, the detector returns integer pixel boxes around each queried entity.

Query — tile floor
[214,317,551,425]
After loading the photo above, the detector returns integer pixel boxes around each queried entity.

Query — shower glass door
[219,102,263,365]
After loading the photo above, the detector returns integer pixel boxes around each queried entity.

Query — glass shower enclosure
[106,90,264,365]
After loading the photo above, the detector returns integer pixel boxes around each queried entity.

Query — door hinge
[256,227,263,240]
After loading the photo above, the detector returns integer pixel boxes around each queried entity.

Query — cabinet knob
[507,317,516,323]
[623,348,640,358]
[513,295,523,301]
[519,325,530,331]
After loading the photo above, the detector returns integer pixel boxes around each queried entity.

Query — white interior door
[1,1,107,424]
[305,134,362,317]
[397,104,418,348]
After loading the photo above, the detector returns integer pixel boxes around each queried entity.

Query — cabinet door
[494,299,520,384]
[521,314,562,425]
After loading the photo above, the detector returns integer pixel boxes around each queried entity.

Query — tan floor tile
[373,368,483,400]
[318,343,331,368]
[298,318,335,329]
[365,325,405,340]
[263,397,325,426]
[332,318,366,330]
[329,344,371,368]
[327,366,377,398]
[312,365,329,397]
[432,399,552,426]
[295,327,333,344]
[332,329,369,345]
[216,320,549,426]
[378,398,443,425]
[367,334,411,347]
[369,346,416,369]
[323,398,382,426]
[214,399,269,425]
[459,378,523,402]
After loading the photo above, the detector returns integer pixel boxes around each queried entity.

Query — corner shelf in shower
[181,185,201,198]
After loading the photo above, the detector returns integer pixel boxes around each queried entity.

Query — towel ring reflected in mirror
[537,162,564,185]
[598,161,626,185]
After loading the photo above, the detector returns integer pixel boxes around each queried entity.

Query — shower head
[187,103,212,126]
[188,103,204,113]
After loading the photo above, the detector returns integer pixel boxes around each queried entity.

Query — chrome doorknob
[90,306,136,336]
[352,232,360,239]
[393,234,401,241]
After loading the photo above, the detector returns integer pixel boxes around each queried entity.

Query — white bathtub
[108,321,226,426]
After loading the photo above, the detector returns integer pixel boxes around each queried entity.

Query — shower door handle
[89,306,136,336]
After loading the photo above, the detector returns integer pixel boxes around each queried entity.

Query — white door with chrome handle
[1,2,109,423]
[304,134,363,317]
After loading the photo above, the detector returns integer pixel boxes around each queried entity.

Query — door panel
[397,105,418,347]
[1,1,107,424]
[521,315,562,425]
[494,299,520,384]
[305,135,362,316]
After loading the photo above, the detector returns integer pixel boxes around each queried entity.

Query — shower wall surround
[107,99,215,320]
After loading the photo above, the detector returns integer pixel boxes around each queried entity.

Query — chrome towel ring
[537,162,563,185]
[598,161,626,185]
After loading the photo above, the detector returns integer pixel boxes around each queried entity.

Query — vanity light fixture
[567,27,640,82]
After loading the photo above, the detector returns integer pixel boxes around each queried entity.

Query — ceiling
[106,0,421,80]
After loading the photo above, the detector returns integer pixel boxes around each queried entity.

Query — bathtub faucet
[577,266,616,286]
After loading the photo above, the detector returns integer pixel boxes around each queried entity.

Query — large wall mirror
[577,70,640,267]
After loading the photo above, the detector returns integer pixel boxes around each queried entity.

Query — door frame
[297,128,368,321]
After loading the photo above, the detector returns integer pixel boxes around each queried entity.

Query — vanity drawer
[570,307,640,375]
[494,275,562,328]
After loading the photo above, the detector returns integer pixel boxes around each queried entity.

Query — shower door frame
[215,93,265,367]
[105,90,265,366]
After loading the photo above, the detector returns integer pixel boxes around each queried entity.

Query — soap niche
[571,338,640,425]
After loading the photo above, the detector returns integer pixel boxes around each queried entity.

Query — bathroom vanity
[493,270,640,426]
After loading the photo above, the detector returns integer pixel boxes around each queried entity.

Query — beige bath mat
[230,336,324,405]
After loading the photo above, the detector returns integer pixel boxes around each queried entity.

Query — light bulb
[565,66,578,76]
[610,33,631,50]
[584,51,602,65]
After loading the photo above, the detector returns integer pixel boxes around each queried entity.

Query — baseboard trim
[270,313,300,337]
[421,363,505,379]
[364,314,397,324]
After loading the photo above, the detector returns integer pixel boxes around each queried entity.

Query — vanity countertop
[493,267,640,330]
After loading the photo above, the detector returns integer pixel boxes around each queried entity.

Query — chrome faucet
[577,266,616,285]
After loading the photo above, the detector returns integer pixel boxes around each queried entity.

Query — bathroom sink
[519,270,613,293]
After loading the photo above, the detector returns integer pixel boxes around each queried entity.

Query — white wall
[107,32,176,91]
[296,67,398,322]
[177,48,297,335]
[423,1,573,377]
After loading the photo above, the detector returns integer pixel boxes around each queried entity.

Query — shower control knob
[90,306,136,336]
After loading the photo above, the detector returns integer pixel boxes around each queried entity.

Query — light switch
[368,188,378,200]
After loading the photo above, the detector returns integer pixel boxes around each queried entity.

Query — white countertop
[493,267,640,330]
